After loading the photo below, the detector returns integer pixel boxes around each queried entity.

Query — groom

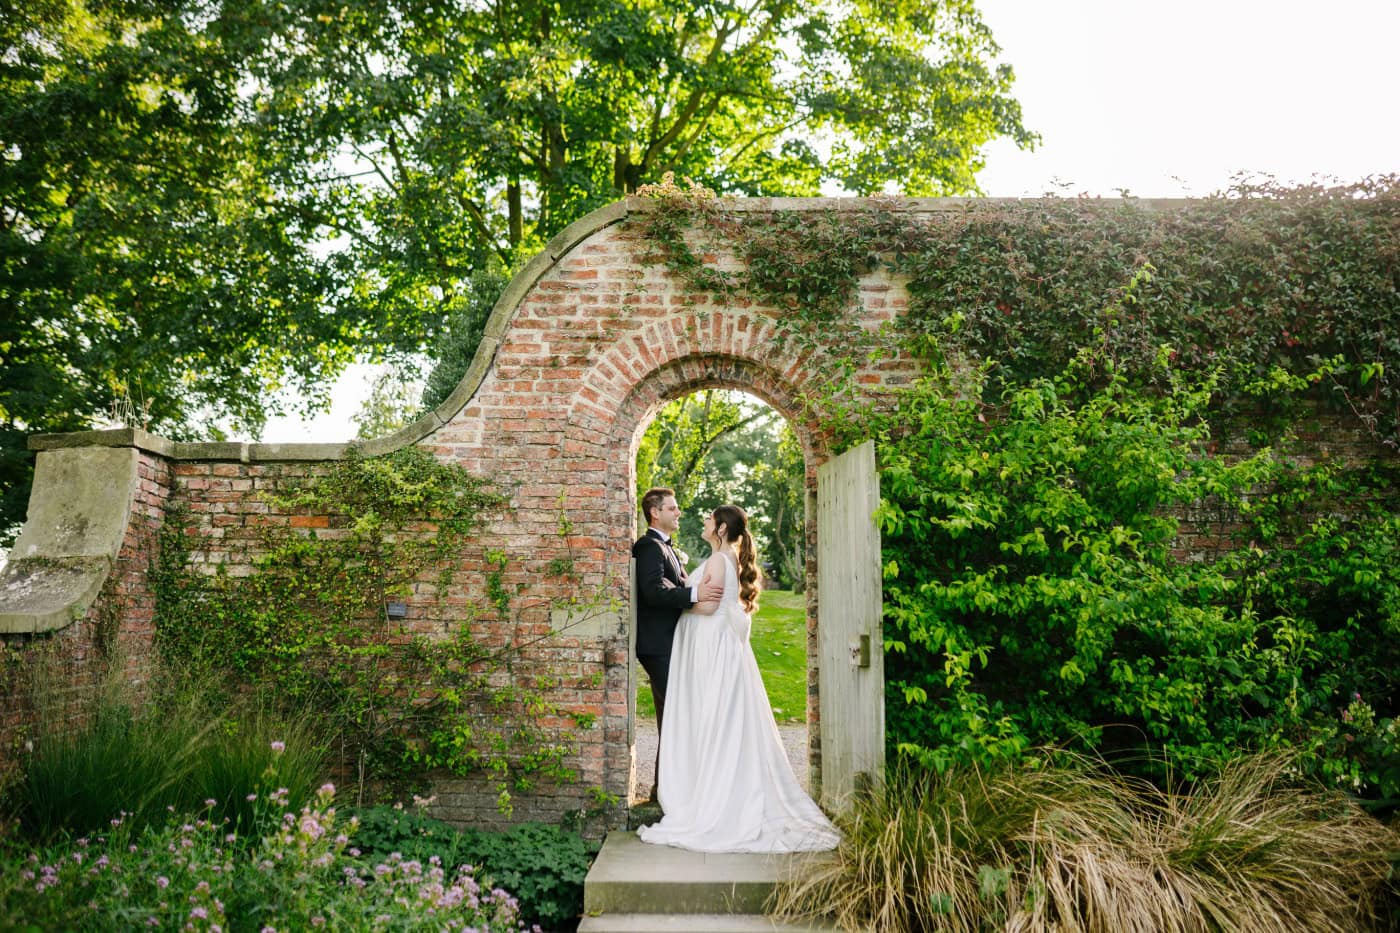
[633,486,723,801]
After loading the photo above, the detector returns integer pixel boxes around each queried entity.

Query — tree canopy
[1,0,1034,539]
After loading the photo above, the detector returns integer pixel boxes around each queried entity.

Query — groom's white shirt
[650,525,700,603]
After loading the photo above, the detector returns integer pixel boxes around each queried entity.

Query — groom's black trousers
[637,651,670,795]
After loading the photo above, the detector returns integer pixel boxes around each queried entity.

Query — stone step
[583,830,837,916]
[577,912,843,932]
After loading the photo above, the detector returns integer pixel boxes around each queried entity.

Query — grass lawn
[635,589,808,725]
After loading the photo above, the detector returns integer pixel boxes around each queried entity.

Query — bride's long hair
[713,504,760,614]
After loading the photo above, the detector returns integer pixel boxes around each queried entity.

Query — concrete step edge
[577,913,846,932]
[584,877,777,914]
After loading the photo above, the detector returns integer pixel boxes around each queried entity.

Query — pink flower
[156,876,170,889]
[270,741,286,754]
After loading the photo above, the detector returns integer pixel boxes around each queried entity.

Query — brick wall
[6,198,1391,829]
[0,210,921,826]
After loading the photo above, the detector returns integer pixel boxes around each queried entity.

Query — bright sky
[257,0,1399,443]
[975,0,1400,197]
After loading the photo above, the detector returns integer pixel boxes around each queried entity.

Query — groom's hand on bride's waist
[699,578,725,602]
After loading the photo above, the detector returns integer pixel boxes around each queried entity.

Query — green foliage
[1232,461,1400,802]
[856,350,1400,803]
[152,446,579,811]
[0,786,534,931]
[635,390,793,559]
[420,263,510,412]
[771,752,1400,933]
[635,390,770,514]
[353,367,424,440]
[748,422,808,591]
[634,389,806,590]
[0,0,1033,544]
[350,806,599,932]
[8,684,324,842]
[635,179,1400,448]
[0,1,413,540]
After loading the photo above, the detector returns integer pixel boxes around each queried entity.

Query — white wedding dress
[638,553,840,853]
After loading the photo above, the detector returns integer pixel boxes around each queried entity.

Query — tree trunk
[507,181,522,246]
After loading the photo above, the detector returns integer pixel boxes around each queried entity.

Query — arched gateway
[1,197,923,827]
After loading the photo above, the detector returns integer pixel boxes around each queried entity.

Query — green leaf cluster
[348,806,601,931]
[2,0,1034,542]
[859,353,1400,803]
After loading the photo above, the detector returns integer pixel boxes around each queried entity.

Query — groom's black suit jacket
[632,528,695,657]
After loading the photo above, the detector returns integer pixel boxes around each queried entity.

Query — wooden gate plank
[816,440,884,808]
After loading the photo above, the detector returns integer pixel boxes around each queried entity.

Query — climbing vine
[633,175,1400,447]
[151,446,584,812]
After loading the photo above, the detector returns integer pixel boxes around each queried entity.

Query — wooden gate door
[816,440,885,808]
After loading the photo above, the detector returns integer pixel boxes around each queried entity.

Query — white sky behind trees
[258,0,1400,443]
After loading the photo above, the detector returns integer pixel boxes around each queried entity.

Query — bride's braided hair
[713,504,761,614]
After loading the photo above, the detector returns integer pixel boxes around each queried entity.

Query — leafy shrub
[1236,463,1400,805]
[351,805,598,931]
[862,350,1400,800]
[771,752,1400,932]
[0,785,534,931]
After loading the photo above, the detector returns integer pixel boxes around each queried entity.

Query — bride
[638,504,839,853]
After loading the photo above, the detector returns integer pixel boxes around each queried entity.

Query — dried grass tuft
[770,752,1400,932]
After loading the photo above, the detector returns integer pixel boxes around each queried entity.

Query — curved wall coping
[0,446,140,633]
[28,196,1194,461]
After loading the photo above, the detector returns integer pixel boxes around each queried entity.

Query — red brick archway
[2,198,924,827]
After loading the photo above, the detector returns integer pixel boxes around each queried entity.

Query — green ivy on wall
[151,446,575,812]
[632,177,1400,447]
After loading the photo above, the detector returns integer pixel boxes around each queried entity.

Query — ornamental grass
[770,751,1399,932]
[8,667,326,841]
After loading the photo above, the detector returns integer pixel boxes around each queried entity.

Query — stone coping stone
[0,446,140,633]
[0,557,111,634]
